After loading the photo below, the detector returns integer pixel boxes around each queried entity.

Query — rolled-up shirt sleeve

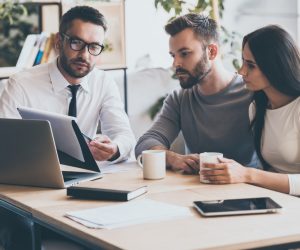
[288,174,300,196]
[99,75,136,163]
[0,77,24,118]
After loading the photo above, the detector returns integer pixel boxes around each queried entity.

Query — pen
[82,133,92,143]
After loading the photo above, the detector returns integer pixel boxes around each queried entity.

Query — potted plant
[0,1,40,67]
[0,0,27,25]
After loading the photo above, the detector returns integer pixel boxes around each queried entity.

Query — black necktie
[68,85,80,117]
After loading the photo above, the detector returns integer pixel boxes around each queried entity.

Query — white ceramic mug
[137,150,166,180]
[199,152,223,183]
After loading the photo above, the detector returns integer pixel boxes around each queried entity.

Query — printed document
[65,199,193,229]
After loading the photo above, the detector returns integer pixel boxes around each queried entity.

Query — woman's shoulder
[284,96,300,115]
[292,96,300,122]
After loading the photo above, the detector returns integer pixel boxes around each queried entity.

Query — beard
[176,53,211,89]
[59,50,94,78]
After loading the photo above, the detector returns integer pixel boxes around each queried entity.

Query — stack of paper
[65,199,192,229]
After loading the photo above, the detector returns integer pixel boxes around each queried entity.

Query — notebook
[0,118,102,188]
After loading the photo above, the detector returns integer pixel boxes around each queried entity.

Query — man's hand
[88,134,119,161]
[167,151,199,174]
[150,146,199,174]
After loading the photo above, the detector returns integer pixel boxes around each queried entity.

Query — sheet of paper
[65,199,193,229]
[97,159,138,174]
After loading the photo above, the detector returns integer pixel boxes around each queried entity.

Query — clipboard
[17,106,100,172]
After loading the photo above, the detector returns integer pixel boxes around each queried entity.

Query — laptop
[0,118,102,188]
[17,106,99,172]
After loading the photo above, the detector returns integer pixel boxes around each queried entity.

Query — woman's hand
[200,157,250,184]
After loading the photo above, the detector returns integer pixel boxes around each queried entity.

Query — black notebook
[67,186,147,201]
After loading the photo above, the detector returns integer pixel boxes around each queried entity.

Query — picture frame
[40,2,62,33]
[62,0,126,70]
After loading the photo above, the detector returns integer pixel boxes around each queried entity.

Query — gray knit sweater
[135,74,257,167]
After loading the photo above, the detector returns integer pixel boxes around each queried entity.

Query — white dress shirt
[0,60,135,162]
[250,97,300,195]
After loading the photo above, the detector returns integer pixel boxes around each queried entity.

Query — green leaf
[0,0,27,24]
[232,58,240,71]
[148,95,167,120]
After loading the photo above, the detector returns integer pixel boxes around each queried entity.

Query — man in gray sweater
[135,13,257,174]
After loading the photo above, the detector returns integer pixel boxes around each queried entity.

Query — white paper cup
[137,150,166,180]
[199,152,223,183]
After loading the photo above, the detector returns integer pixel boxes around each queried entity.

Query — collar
[49,58,91,93]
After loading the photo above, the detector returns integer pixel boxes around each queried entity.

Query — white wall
[222,0,298,40]
[125,0,172,70]
[124,0,299,72]
[121,0,177,139]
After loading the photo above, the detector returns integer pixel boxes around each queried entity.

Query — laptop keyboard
[62,171,81,182]
[62,171,102,182]
[63,176,77,182]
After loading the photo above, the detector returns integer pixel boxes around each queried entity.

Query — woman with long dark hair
[201,25,300,195]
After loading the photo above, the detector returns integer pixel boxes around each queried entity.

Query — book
[27,32,48,67]
[40,33,55,64]
[16,34,39,68]
[66,185,147,201]
[33,34,48,65]
[46,47,57,63]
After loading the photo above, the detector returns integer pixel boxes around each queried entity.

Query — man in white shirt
[0,6,135,163]
[0,6,135,250]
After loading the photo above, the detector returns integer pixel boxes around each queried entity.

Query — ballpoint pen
[81,133,92,143]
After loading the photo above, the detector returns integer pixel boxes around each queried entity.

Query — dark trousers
[0,206,92,250]
[0,207,34,250]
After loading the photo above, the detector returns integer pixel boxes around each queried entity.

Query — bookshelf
[0,32,56,78]
[0,2,62,68]
[0,0,129,113]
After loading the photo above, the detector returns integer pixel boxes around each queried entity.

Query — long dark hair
[243,25,300,169]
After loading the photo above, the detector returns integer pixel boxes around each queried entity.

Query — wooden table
[1,161,300,250]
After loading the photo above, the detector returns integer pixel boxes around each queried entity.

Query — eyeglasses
[61,33,104,56]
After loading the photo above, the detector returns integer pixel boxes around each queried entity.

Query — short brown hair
[59,6,107,34]
[165,13,219,45]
